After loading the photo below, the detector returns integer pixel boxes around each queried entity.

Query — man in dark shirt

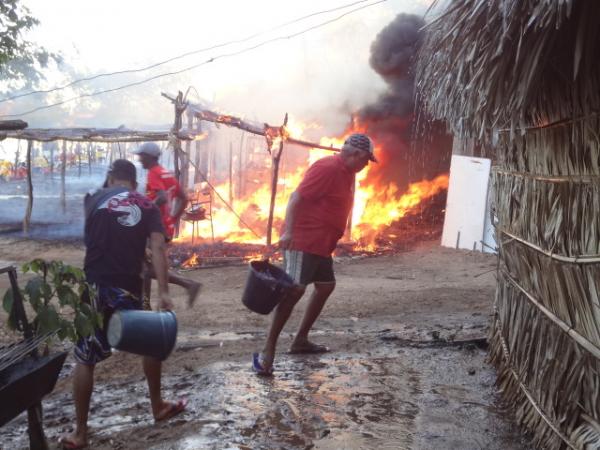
[253,133,377,375]
[61,160,185,450]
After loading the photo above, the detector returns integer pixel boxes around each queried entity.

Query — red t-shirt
[145,165,182,239]
[291,154,355,257]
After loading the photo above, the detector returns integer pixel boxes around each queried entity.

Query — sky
[5,0,429,134]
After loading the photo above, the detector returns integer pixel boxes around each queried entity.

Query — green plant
[2,259,102,342]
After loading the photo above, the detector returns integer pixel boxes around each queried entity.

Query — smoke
[356,13,452,190]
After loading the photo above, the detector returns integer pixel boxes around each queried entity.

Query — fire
[181,252,200,268]
[175,120,449,252]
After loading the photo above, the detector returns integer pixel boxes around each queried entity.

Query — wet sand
[0,238,533,449]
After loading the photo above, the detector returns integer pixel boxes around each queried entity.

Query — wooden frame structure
[2,93,342,243]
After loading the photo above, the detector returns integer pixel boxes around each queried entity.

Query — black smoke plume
[357,13,451,190]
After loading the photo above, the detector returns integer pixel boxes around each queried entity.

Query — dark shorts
[74,286,142,365]
[283,250,335,286]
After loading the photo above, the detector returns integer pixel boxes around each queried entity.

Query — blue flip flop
[252,352,274,376]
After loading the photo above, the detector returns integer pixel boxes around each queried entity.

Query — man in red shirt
[133,142,201,306]
[253,133,377,375]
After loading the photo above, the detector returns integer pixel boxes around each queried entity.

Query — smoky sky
[357,13,451,191]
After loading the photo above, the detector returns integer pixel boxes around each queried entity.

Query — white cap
[132,142,161,157]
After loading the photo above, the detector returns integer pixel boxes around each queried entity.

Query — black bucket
[242,260,294,315]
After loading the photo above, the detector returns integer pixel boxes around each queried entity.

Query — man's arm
[154,190,168,206]
[149,231,173,310]
[171,188,188,220]
[278,191,302,249]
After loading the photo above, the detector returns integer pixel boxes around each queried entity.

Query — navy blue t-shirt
[84,187,164,296]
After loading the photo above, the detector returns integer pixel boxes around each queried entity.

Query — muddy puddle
[1,336,531,450]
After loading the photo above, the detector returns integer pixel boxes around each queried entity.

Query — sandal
[252,352,274,376]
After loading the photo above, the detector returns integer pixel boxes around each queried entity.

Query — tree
[0,0,59,91]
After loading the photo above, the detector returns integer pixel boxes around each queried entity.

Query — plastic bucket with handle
[107,310,177,360]
[242,260,294,315]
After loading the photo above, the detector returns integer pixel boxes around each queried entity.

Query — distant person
[60,160,185,450]
[253,133,377,375]
[133,142,201,306]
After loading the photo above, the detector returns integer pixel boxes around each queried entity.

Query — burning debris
[172,13,452,258]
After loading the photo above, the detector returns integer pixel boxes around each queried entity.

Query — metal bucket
[107,310,177,361]
[242,260,294,315]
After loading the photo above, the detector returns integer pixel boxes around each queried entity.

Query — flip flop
[252,352,274,376]
[155,398,188,422]
[288,342,330,354]
[59,436,87,450]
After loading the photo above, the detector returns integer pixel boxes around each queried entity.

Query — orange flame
[175,118,449,251]
[181,253,200,268]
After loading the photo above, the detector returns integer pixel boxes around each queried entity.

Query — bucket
[107,310,177,361]
[242,260,294,315]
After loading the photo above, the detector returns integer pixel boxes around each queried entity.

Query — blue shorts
[74,286,142,365]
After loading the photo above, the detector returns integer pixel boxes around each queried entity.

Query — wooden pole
[194,121,203,183]
[183,112,193,190]
[266,113,288,246]
[87,143,92,175]
[61,140,67,213]
[13,140,20,177]
[229,141,234,206]
[171,92,186,185]
[237,132,245,198]
[23,140,33,234]
[169,91,187,236]
[49,143,54,180]
[77,144,82,178]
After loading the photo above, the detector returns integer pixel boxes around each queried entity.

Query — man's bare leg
[60,363,95,447]
[260,286,305,367]
[291,282,335,349]
[145,265,201,307]
[142,357,185,421]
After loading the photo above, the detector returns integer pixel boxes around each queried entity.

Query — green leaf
[79,302,93,316]
[2,289,13,313]
[24,276,44,311]
[56,285,79,307]
[74,312,94,338]
[29,259,42,274]
[36,305,60,335]
[57,327,68,341]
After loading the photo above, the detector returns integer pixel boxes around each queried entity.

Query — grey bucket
[107,310,177,361]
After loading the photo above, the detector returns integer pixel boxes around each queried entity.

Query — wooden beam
[61,141,67,213]
[188,104,341,152]
[266,113,288,246]
[0,120,28,131]
[23,140,33,234]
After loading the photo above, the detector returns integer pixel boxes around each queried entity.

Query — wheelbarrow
[0,264,68,449]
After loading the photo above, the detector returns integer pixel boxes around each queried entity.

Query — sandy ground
[0,237,533,450]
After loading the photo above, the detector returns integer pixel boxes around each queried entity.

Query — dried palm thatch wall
[417,1,600,448]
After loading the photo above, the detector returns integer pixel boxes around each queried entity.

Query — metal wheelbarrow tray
[0,351,67,427]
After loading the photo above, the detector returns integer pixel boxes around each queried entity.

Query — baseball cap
[107,159,137,183]
[132,142,161,157]
[343,133,377,162]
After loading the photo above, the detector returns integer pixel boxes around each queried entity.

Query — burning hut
[417,0,600,448]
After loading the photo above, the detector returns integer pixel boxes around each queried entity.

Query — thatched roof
[418,1,600,448]
[417,0,600,140]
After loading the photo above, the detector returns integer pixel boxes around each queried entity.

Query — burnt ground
[0,237,533,450]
